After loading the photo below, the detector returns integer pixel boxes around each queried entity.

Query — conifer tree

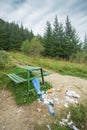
[52,15,60,57]
[43,21,53,56]
[64,16,80,59]
[0,18,34,51]
[83,33,87,51]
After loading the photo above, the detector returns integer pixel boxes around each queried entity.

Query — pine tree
[43,21,53,56]
[0,21,11,50]
[64,16,80,59]
[83,33,87,51]
[0,18,35,51]
[57,23,65,58]
[52,15,60,57]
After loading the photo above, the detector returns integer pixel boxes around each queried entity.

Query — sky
[0,0,87,41]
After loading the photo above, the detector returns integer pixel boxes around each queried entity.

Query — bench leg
[41,68,44,84]
[27,71,30,92]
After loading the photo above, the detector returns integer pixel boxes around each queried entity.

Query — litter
[47,103,55,115]
[57,87,63,92]
[32,77,42,95]
[37,108,42,112]
[66,96,79,104]
[53,98,59,104]
[59,112,79,130]
[68,121,79,130]
[47,89,53,93]
[67,111,71,119]
[66,90,80,98]
[47,125,51,130]
[40,97,44,101]
[64,102,69,108]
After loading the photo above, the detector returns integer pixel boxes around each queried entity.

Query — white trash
[66,90,80,98]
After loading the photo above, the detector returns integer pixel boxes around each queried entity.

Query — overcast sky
[0,0,87,41]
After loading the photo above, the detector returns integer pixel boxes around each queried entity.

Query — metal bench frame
[7,66,50,92]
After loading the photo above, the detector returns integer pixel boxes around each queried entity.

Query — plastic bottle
[32,77,42,95]
[48,104,55,115]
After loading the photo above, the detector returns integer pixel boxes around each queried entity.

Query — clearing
[0,73,87,130]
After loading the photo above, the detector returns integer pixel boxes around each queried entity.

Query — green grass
[6,77,52,105]
[70,103,87,129]
[0,62,52,105]
[1,51,87,104]
[9,52,87,79]
[34,103,87,130]
[0,51,87,129]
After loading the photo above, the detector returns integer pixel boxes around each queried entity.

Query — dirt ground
[0,73,87,130]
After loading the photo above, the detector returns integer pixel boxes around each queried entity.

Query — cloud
[0,0,87,41]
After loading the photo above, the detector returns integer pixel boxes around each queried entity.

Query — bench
[7,66,51,92]
[32,71,50,77]
[7,73,27,83]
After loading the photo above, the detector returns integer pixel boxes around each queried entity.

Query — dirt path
[0,73,87,130]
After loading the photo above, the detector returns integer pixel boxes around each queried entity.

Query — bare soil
[0,73,87,130]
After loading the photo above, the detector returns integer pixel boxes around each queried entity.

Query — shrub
[70,51,87,64]
[21,37,44,57]
[0,50,10,68]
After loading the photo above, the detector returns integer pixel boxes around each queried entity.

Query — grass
[70,103,87,129]
[0,60,52,105]
[6,72,52,105]
[9,52,87,79]
[0,51,87,129]
[34,103,87,130]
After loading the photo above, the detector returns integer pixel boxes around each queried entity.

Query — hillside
[0,72,87,130]
[0,52,87,130]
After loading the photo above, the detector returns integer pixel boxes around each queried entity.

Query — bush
[0,50,10,68]
[70,103,87,129]
[70,51,87,64]
[21,37,44,57]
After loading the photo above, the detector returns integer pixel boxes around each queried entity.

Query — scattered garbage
[66,96,79,105]
[59,112,79,130]
[68,121,79,130]
[66,90,80,98]
[33,78,81,117]
[67,111,71,119]
[53,98,59,104]
[57,87,63,92]
[47,124,51,130]
[39,96,44,101]
[40,89,59,105]
[47,103,55,115]
[16,107,23,113]
[64,102,69,108]
[47,89,53,93]
[32,77,42,95]
[37,108,42,112]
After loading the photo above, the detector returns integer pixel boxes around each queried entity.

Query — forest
[0,16,87,130]
[0,16,87,62]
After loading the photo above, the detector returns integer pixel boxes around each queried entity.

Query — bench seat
[33,71,50,77]
[7,73,27,83]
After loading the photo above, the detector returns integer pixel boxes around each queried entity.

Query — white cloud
[0,0,87,41]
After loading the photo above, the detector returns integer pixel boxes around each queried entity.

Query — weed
[0,50,10,68]
[9,52,87,79]
[34,103,87,130]
[70,103,87,129]
[6,80,52,105]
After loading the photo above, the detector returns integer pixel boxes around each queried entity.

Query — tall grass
[6,80,52,105]
[9,52,87,79]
